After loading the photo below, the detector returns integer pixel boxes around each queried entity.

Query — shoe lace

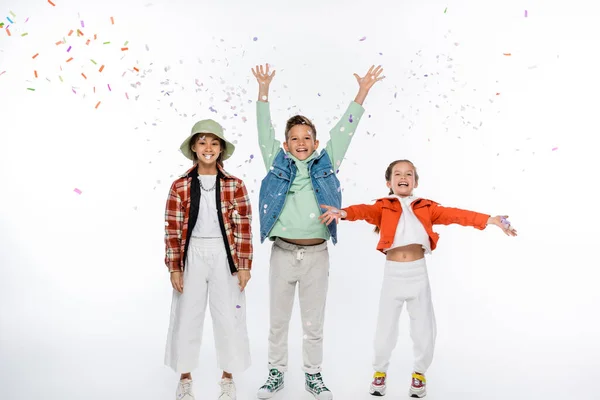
[308,374,327,392]
[220,380,235,396]
[263,370,281,388]
[180,380,192,396]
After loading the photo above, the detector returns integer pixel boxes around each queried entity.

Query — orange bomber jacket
[341,197,490,254]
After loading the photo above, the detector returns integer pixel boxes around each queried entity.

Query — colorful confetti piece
[95,101,101,109]
[21,32,28,37]
[68,29,73,36]
[5,28,10,36]
[253,36,257,41]
[133,67,139,72]
[77,29,83,36]
[66,57,73,62]
[59,75,63,82]
[121,47,128,51]
[108,84,111,91]
[7,17,14,24]
[34,70,38,78]
[123,40,129,46]
[552,147,558,151]
[48,0,56,6]
[73,188,82,194]
[125,92,129,99]
[103,41,110,44]
[0,22,3,27]
[525,10,528,17]
[99,65,104,72]
[55,40,62,45]
[236,305,241,309]
[67,45,72,52]
[81,73,87,79]
[503,53,512,56]
[0,71,5,76]
[80,20,84,28]
[359,36,366,41]
[27,88,35,91]
[444,7,448,13]
[9,11,16,17]
[90,59,97,65]
[32,53,39,59]
[110,16,114,24]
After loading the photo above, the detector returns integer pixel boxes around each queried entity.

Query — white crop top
[384,195,432,254]
[191,175,222,238]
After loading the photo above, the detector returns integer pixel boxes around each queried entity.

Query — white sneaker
[219,378,237,400]
[176,378,195,400]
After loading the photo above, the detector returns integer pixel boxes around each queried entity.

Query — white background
[1,0,599,399]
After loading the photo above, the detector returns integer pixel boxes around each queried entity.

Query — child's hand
[354,65,385,92]
[319,204,347,225]
[170,271,184,293]
[237,270,251,292]
[487,215,518,236]
[251,64,276,86]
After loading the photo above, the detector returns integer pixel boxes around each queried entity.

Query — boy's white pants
[268,238,329,374]
[373,258,436,374]
[164,237,251,374]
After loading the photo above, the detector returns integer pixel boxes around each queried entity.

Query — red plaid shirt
[164,164,253,272]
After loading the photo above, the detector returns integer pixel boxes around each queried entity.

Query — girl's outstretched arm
[487,215,518,236]
[319,202,383,226]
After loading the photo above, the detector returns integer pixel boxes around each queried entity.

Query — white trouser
[373,258,436,374]
[164,237,251,374]
[268,238,329,374]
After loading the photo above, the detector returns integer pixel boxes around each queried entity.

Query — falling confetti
[48,0,56,6]
[121,47,128,51]
[503,53,512,56]
[253,36,258,41]
[110,16,114,24]
[32,53,39,59]
[0,71,5,76]
[34,70,38,78]
[81,20,84,28]
[108,83,111,91]
[444,7,448,13]
[27,88,35,91]
[6,17,14,24]
[349,114,353,123]
[81,73,87,79]
[359,36,366,41]
[525,10,528,17]
[552,147,558,151]
[21,32,28,37]
[236,305,241,309]
[73,188,82,194]
[99,65,105,72]
[67,45,72,52]
[66,57,73,62]
[95,101,101,109]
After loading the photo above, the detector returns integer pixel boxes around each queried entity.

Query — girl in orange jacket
[319,159,517,398]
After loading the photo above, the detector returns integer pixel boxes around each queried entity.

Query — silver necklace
[198,176,216,192]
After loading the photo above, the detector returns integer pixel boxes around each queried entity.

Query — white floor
[1,219,597,400]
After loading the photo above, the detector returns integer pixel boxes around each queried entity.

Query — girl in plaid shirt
[163,119,254,400]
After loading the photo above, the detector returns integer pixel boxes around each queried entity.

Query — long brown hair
[189,133,226,168]
[374,159,419,233]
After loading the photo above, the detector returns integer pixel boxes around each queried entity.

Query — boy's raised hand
[354,65,385,92]
[487,215,518,236]
[252,63,276,86]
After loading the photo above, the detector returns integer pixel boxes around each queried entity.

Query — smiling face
[386,161,419,197]
[283,124,319,161]
[191,133,223,168]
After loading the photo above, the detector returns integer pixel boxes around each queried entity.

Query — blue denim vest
[259,149,342,244]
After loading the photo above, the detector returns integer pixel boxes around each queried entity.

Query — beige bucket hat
[179,119,236,161]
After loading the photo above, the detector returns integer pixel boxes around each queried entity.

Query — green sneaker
[305,372,333,400]
[257,369,284,399]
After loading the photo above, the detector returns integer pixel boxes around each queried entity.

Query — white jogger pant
[373,258,436,374]
[268,238,329,374]
[164,237,251,374]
